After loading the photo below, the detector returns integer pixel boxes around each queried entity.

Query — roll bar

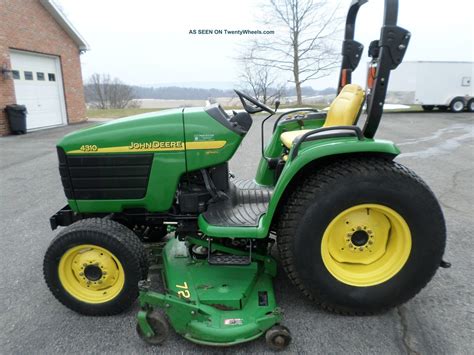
[363,0,411,138]
[337,0,410,138]
[337,0,367,93]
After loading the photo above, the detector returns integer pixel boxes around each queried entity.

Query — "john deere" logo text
[128,141,184,150]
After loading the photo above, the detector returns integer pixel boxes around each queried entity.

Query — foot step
[206,239,252,266]
[208,254,251,266]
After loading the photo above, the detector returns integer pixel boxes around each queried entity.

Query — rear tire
[450,98,465,113]
[421,105,434,111]
[467,98,474,112]
[44,218,148,315]
[277,157,446,315]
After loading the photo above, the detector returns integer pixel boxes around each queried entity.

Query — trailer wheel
[467,98,474,112]
[421,105,434,111]
[277,157,446,315]
[450,98,465,113]
[44,218,148,315]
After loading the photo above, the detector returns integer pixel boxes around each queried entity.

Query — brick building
[0,0,88,135]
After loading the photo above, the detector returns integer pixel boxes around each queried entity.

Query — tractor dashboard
[205,103,252,136]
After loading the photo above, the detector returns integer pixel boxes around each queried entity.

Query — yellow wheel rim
[58,244,125,303]
[321,204,411,287]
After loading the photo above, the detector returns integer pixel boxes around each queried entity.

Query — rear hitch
[440,260,451,268]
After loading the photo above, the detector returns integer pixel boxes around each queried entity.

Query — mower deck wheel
[136,311,169,345]
[265,325,292,351]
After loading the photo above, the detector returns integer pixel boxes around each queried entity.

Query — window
[37,72,45,81]
[24,71,33,80]
[12,70,20,80]
[48,73,56,81]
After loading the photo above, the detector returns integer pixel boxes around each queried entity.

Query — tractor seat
[280,84,365,148]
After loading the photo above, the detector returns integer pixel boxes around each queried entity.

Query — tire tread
[277,156,445,315]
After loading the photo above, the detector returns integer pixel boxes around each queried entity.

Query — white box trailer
[385,61,473,112]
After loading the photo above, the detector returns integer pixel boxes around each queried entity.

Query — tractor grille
[57,147,153,200]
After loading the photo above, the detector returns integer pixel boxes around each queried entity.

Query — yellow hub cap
[321,204,412,287]
[58,245,125,303]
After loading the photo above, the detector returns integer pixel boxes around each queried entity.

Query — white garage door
[10,50,67,130]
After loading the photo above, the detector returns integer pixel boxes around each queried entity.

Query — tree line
[84,75,335,108]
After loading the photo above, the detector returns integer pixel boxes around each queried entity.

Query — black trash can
[5,104,28,134]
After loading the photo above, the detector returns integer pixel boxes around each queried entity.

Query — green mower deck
[137,238,286,347]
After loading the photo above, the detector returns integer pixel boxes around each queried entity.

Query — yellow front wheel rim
[58,244,125,303]
[321,204,412,287]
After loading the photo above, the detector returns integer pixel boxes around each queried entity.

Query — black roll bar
[363,0,411,138]
[383,0,399,26]
[337,0,368,93]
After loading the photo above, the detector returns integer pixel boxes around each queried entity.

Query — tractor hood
[58,108,185,154]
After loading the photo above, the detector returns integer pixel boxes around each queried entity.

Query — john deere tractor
[44,0,448,350]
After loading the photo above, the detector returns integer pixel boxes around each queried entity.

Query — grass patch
[86,108,163,119]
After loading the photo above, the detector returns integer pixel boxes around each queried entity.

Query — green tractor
[44,0,449,350]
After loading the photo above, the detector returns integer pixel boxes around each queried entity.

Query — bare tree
[239,60,286,104]
[85,73,135,109]
[245,0,342,105]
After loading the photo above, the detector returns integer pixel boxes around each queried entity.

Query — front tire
[44,218,148,315]
[277,157,446,315]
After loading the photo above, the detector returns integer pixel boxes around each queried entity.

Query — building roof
[39,0,90,51]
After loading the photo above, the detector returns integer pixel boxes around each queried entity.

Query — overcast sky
[57,0,473,89]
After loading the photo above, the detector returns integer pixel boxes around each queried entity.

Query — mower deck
[137,238,282,346]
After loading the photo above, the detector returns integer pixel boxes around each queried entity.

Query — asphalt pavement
[0,111,473,354]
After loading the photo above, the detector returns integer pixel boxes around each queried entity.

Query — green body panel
[183,107,243,171]
[200,136,400,238]
[59,109,186,153]
[255,117,325,186]
[138,238,281,345]
[59,109,186,212]
[58,108,241,213]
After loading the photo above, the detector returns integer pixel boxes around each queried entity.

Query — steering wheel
[234,90,275,115]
